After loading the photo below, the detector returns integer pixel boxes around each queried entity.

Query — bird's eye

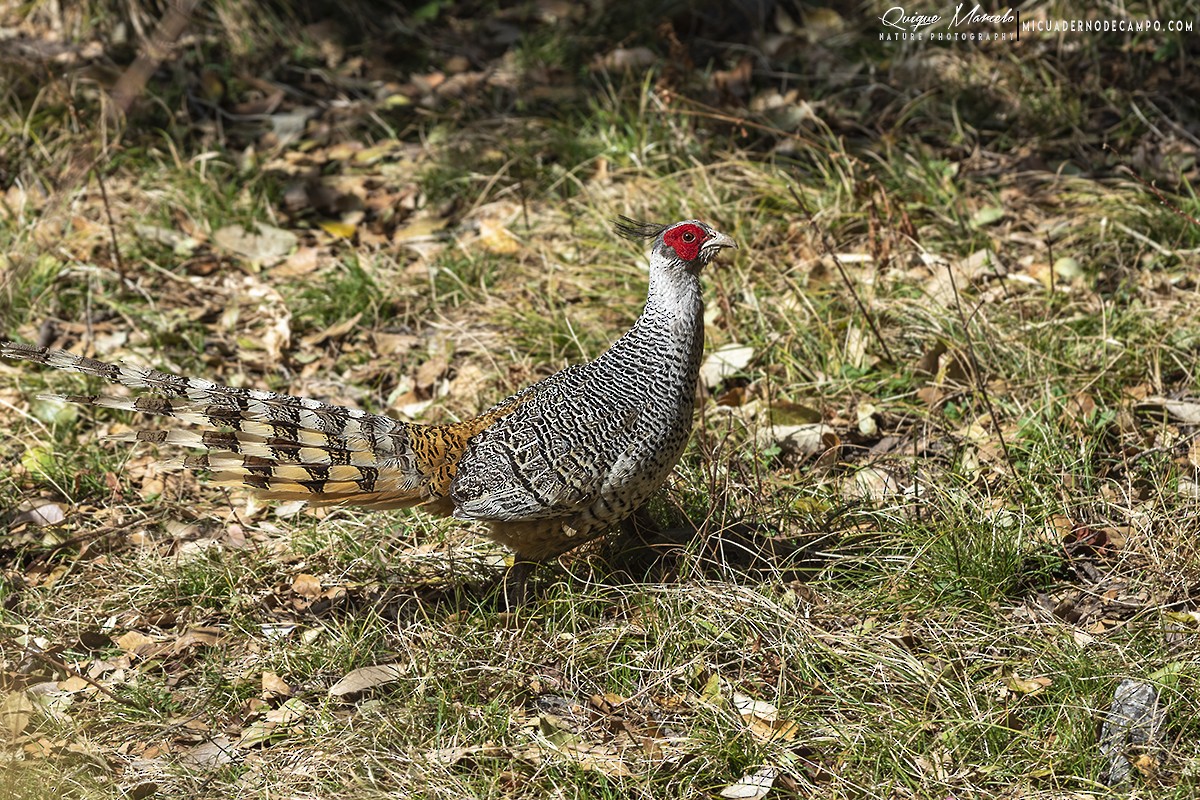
[682,231,696,242]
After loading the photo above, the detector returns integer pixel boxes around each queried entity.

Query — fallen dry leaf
[299,312,363,348]
[1138,397,1200,425]
[318,220,356,239]
[115,630,159,656]
[476,218,520,255]
[291,573,322,598]
[172,628,224,653]
[271,245,320,278]
[700,344,754,389]
[429,743,517,765]
[180,736,237,768]
[536,738,634,777]
[923,249,999,307]
[213,222,297,267]
[843,466,904,502]
[329,663,409,698]
[393,215,448,243]
[591,46,656,72]
[2,691,34,739]
[720,766,780,799]
[57,676,92,693]
[262,672,292,698]
[237,698,309,748]
[1004,672,1052,695]
[10,501,66,527]
[802,6,847,40]
[757,423,838,458]
[856,402,878,436]
[732,692,800,743]
[415,354,450,394]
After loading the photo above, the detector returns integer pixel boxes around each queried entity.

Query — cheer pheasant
[1,218,737,604]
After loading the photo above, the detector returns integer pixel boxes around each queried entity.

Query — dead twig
[944,255,1019,488]
[26,649,137,707]
[93,167,127,280]
[789,183,896,364]
[1105,144,1200,231]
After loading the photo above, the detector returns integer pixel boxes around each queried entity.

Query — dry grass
[3,2,1200,798]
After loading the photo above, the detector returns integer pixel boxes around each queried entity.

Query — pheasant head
[615,217,738,275]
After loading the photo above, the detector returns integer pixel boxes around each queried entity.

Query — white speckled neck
[644,247,704,326]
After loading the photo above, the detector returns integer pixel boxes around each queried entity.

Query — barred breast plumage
[1,217,737,604]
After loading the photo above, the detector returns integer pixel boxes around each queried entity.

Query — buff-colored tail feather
[0,343,487,511]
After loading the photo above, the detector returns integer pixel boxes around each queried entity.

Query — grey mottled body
[455,264,707,560]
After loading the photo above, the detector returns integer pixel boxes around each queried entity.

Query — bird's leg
[620,505,695,545]
[606,506,699,582]
[502,558,537,610]
[620,505,660,538]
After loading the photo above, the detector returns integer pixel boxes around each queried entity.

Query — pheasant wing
[449,366,642,522]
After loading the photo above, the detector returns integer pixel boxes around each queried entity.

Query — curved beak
[704,230,738,258]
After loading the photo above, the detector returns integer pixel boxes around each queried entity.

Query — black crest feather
[614,216,667,241]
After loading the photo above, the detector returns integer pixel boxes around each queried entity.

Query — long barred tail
[0,342,475,511]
